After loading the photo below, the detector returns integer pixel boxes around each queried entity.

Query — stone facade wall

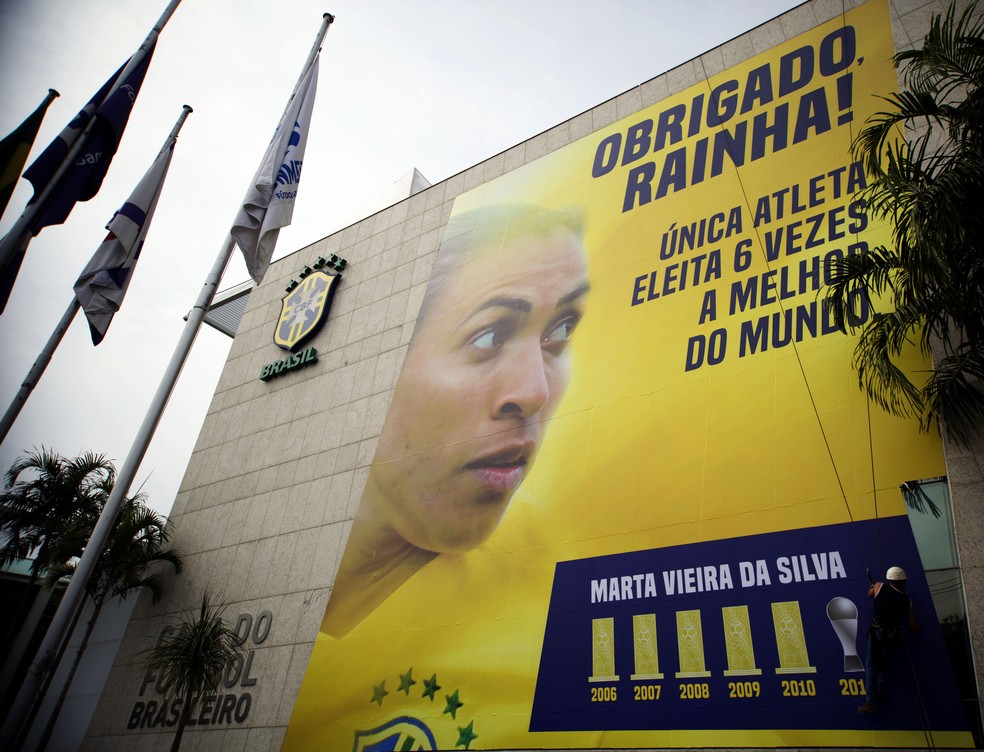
[83,1,983,749]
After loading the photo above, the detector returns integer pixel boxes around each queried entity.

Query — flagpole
[0,14,333,750]
[38,88,60,113]
[0,106,193,449]
[0,300,78,447]
[0,0,183,277]
[279,14,333,121]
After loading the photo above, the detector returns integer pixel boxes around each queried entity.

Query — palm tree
[824,2,984,444]
[0,448,111,577]
[143,593,242,752]
[0,449,113,703]
[35,493,182,750]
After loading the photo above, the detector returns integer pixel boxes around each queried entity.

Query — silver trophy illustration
[827,596,864,672]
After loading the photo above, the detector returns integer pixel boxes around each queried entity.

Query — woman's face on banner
[368,225,589,554]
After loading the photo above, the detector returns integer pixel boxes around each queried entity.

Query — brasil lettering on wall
[259,346,318,381]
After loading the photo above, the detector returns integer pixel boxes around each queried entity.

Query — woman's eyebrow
[460,282,590,327]
[557,282,590,308]
[457,297,529,330]
[466,297,532,320]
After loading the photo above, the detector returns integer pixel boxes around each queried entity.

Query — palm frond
[144,593,241,699]
[824,1,984,445]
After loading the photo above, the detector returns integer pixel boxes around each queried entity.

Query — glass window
[904,476,981,745]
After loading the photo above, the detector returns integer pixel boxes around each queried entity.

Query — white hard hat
[886,566,907,581]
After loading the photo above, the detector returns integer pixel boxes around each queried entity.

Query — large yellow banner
[283,1,972,748]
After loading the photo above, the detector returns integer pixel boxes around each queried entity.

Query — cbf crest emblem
[274,270,340,351]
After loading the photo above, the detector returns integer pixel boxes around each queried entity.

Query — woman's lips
[470,463,526,492]
[464,443,534,493]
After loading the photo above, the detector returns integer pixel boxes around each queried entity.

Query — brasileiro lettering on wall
[126,610,272,731]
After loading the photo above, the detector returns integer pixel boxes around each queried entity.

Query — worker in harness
[858,566,920,714]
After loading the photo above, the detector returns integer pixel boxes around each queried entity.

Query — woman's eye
[468,318,519,353]
[471,328,499,350]
[543,314,581,345]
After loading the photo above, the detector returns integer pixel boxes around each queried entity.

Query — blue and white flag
[73,135,174,345]
[231,54,320,285]
[23,44,156,234]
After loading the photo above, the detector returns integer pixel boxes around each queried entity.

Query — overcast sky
[0,0,803,515]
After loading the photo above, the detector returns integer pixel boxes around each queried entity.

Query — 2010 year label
[781,679,817,696]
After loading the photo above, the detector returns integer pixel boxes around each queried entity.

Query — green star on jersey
[455,720,478,749]
[398,668,416,695]
[443,689,464,719]
[422,673,441,701]
[370,680,388,706]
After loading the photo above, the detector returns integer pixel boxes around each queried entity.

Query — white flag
[73,138,175,345]
[232,54,320,284]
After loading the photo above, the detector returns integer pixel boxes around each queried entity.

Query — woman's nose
[491,340,549,419]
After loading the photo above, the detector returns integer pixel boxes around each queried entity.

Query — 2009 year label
[728,681,761,698]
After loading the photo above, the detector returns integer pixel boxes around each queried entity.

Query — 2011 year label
[839,678,867,696]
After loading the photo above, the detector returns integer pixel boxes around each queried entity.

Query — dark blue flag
[22,43,156,234]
